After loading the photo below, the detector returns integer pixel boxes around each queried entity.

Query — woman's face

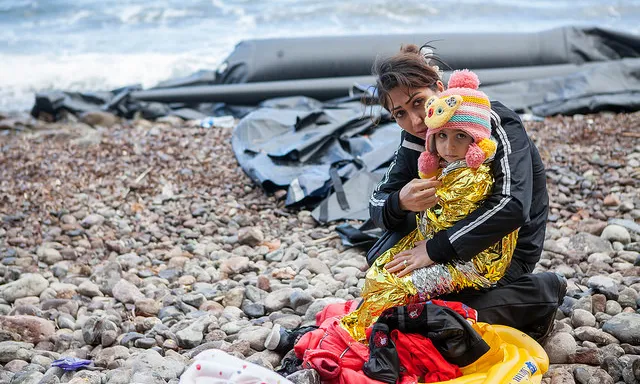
[387,81,444,139]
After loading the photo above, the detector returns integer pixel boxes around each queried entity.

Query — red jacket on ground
[393,330,461,382]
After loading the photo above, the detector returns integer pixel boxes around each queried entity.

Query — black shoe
[276,350,303,376]
[363,323,400,384]
[265,324,318,353]
[535,273,567,344]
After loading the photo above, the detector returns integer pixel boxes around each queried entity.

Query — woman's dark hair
[372,43,444,111]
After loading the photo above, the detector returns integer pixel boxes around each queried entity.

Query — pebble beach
[0,110,639,384]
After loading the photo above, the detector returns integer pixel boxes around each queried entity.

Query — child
[341,70,519,342]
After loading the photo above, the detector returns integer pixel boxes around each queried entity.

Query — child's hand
[398,178,441,212]
[385,240,434,277]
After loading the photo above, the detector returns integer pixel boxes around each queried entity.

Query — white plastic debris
[179,349,295,384]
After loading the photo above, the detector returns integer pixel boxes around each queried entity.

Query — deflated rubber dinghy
[221,26,640,225]
[214,26,640,83]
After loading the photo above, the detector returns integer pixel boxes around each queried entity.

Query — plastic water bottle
[200,116,235,129]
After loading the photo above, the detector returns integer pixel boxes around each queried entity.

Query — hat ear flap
[477,138,497,158]
[418,151,440,178]
[465,143,486,169]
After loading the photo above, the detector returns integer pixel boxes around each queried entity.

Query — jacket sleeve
[427,102,533,263]
[369,133,417,231]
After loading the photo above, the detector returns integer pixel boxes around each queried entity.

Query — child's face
[434,129,473,164]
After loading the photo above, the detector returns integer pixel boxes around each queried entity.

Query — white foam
[63,9,94,26]
[211,0,256,28]
[0,0,35,12]
[111,5,146,24]
[99,5,197,25]
[211,0,247,17]
[162,8,198,21]
[0,51,227,112]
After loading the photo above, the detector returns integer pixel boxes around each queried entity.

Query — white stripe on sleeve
[448,109,513,244]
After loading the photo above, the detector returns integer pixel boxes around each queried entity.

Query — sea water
[1,0,639,112]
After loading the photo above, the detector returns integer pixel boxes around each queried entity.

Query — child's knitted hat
[418,69,496,177]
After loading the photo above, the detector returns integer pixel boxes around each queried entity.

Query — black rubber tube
[215,27,640,84]
[131,61,611,105]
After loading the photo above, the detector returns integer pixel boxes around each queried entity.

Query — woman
[367,44,565,342]
[341,69,520,341]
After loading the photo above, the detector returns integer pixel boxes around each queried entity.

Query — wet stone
[601,312,640,344]
[134,337,157,349]
[119,332,144,347]
[242,301,265,318]
[9,371,44,384]
[601,355,625,382]
[4,359,29,372]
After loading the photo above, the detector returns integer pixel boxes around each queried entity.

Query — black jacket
[364,301,490,384]
[369,101,548,270]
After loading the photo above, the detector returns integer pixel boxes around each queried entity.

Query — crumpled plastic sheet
[179,349,295,384]
[51,357,93,371]
[342,161,518,341]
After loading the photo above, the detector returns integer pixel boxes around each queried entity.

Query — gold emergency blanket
[342,162,518,341]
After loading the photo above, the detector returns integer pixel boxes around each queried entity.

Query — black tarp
[483,58,640,116]
[230,96,402,214]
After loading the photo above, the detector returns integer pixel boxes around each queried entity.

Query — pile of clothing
[281,300,548,384]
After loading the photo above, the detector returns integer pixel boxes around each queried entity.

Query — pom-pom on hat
[418,69,496,177]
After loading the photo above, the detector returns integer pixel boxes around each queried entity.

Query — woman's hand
[385,240,434,277]
[398,178,440,212]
